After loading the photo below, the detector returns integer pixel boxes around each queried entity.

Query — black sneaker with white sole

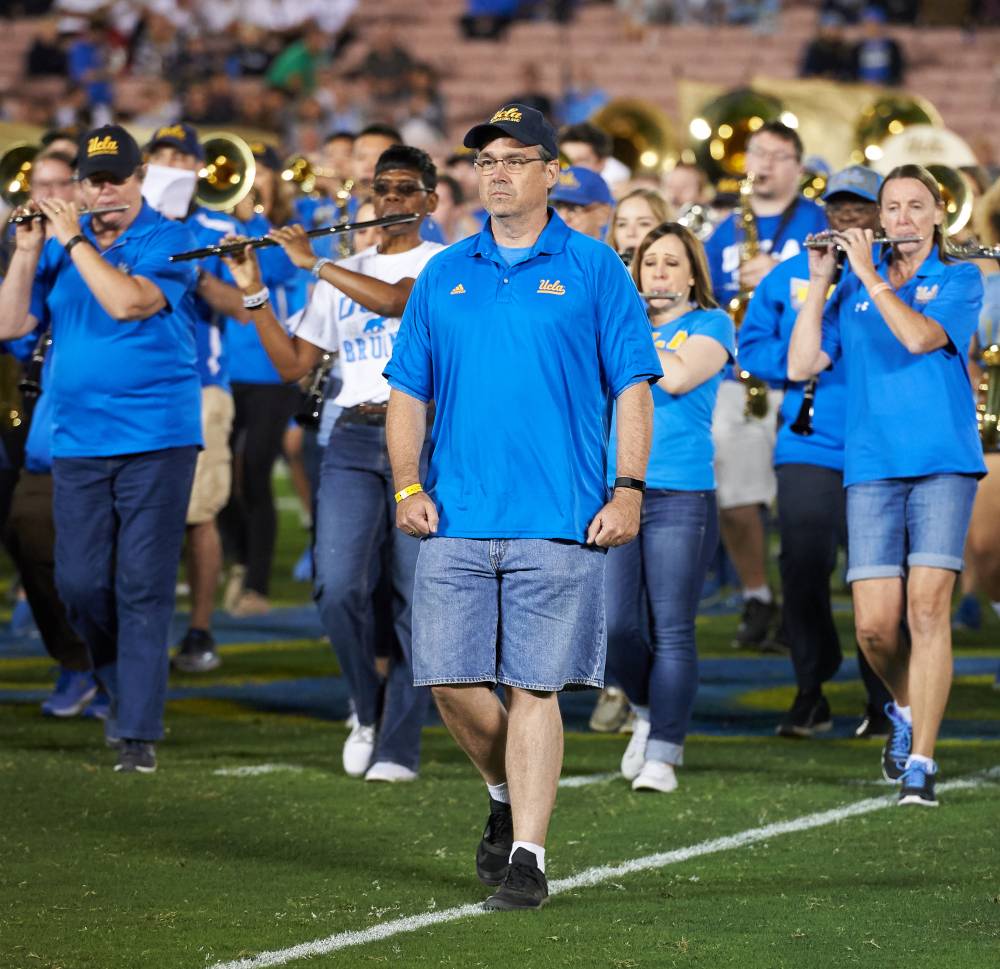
[114,741,157,773]
[898,760,938,807]
[484,847,549,910]
[733,597,778,651]
[881,702,912,782]
[776,691,833,738]
[853,705,891,739]
[476,798,513,886]
[172,629,221,673]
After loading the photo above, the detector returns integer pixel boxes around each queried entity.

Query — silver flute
[803,232,923,250]
[8,204,130,226]
[639,290,687,303]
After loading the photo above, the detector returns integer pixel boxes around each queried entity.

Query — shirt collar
[876,243,946,281]
[471,208,572,263]
[82,200,162,251]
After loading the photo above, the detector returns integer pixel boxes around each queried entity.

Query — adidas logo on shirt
[450,283,466,295]
[537,279,566,295]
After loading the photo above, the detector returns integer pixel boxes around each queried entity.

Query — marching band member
[0,125,202,773]
[704,121,827,650]
[609,222,733,792]
[788,164,986,806]
[607,188,672,265]
[739,165,892,739]
[222,146,443,782]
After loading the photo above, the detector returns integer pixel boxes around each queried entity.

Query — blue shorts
[846,474,978,582]
[411,537,608,692]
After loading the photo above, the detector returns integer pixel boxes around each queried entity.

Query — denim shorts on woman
[411,537,608,692]
[846,474,979,582]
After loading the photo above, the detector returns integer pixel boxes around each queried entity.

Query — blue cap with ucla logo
[823,165,883,203]
[146,122,204,161]
[463,103,558,158]
[550,166,614,206]
[77,125,143,180]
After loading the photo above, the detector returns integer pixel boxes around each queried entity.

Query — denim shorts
[411,537,608,692]
[846,474,979,582]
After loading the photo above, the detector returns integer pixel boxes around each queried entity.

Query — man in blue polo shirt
[384,103,661,909]
[549,165,614,240]
[738,164,891,739]
[0,125,201,774]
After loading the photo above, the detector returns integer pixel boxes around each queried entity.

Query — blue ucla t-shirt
[224,212,308,384]
[384,211,663,540]
[739,250,848,471]
[821,248,986,486]
[609,307,734,490]
[29,203,202,458]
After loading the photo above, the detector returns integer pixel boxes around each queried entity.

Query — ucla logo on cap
[491,106,523,125]
[88,135,119,157]
[558,171,581,189]
[155,124,188,142]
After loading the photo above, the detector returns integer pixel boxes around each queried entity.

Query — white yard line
[558,771,619,788]
[213,764,305,777]
[208,766,1000,969]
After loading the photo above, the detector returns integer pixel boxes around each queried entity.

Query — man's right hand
[219,233,263,296]
[396,491,439,538]
[11,206,46,255]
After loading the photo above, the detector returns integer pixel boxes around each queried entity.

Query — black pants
[776,463,890,708]
[3,471,90,670]
[219,382,301,596]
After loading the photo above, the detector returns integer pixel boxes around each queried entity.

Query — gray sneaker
[114,741,157,773]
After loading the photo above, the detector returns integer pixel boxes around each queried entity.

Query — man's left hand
[585,489,642,548]
[738,252,779,291]
[38,199,81,247]
[268,224,317,271]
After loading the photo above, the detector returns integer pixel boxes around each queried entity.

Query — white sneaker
[632,760,678,793]
[620,716,650,780]
[342,721,376,777]
[365,761,418,783]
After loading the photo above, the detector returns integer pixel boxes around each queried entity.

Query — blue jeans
[52,446,198,741]
[605,489,719,765]
[314,423,430,771]
[846,474,978,582]
[412,537,608,691]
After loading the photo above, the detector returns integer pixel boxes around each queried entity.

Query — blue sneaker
[951,593,981,631]
[9,596,37,635]
[292,545,313,583]
[881,702,912,782]
[41,669,98,718]
[898,759,938,807]
[82,687,111,720]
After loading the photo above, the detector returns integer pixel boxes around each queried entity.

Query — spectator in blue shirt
[849,6,905,86]
[0,125,202,774]
[384,103,660,909]
[788,164,986,807]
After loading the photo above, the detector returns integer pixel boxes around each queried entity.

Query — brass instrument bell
[195,132,256,211]
[590,99,680,175]
[0,142,40,209]
[852,93,942,165]
[926,163,973,237]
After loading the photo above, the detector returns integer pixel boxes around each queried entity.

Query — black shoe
[114,741,157,773]
[476,798,513,886]
[881,703,912,782]
[853,705,891,739]
[732,597,778,650]
[484,847,549,910]
[898,760,938,807]
[776,691,833,738]
[172,629,221,673]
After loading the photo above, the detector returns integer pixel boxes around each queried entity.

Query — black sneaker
[898,760,938,807]
[114,741,157,773]
[776,691,833,738]
[484,847,549,911]
[171,629,221,673]
[732,597,778,650]
[881,702,912,782]
[853,705,891,739]
[476,798,513,886]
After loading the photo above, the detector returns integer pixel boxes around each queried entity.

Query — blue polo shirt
[184,206,244,391]
[739,251,847,471]
[224,212,308,384]
[30,204,202,458]
[609,307,734,491]
[821,248,986,486]
[384,211,662,540]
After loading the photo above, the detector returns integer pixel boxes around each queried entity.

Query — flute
[8,204,130,226]
[803,233,922,250]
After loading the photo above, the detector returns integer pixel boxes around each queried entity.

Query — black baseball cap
[463,103,558,158]
[77,125,142,180]
[146,122,204,161]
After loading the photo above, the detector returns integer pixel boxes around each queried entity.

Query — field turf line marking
[213,764,304,777]
[558,771,618,788]
[208,766,1000,969]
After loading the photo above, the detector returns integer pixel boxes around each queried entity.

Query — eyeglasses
[371,181,430,197]
[746,147,798,164]
[80,174,130,187]
[473,156,546,175]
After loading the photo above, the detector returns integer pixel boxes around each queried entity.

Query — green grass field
[2,478,999,969]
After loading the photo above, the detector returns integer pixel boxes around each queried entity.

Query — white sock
[906,753,936,772]
[486,781,510,804]
[511,840,545,873]
[991,601,1000,619]
[894,703,912,724]
[742,585,772,604]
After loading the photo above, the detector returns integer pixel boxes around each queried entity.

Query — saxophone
[729,173,769,420]
[977,344,1000,450]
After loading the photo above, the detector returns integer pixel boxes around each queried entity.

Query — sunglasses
[371,181,430,197]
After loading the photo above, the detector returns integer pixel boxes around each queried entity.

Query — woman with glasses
[609,222,734,793]
[789,164,986,807]
[221,146,442,783]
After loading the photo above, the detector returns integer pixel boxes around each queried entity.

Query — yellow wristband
[394,483,423,504]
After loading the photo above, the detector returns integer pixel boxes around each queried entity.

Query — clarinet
[294,352,333,428]
[790,251,845,437]
[18,331,52,403]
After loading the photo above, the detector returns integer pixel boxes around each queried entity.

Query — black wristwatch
[65,234,88,255]
[613,476,646,494]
